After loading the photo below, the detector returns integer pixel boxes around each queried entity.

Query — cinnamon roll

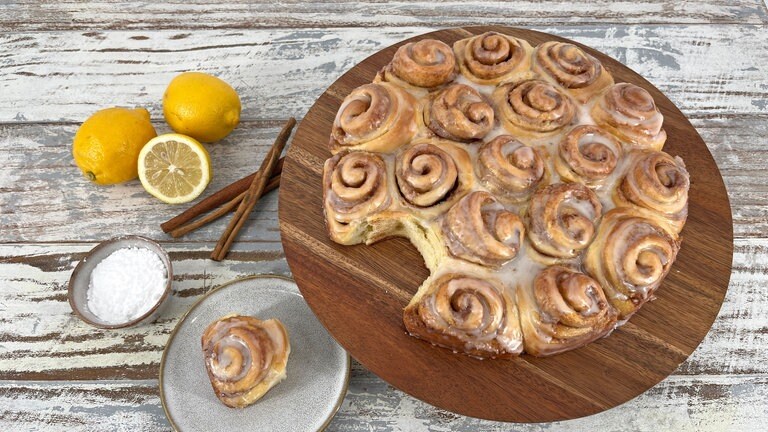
[330,82,418,154]
[555,125,623,187]
[404,273,523,358]
[442,191,525,268]
[591,83,667,151]
[518,266,618,356]
[379,39,457,89]
[395,139,473,215]
[323,151,391,244]
[476,135,548,203]
[532,41,614,103]
[201,315,290,408]
[527,183,603,262]
[584,208,680,318]
[424,83,495,142]
[614,150,689,234]
[493,79,575,138]
[453,32,533,85]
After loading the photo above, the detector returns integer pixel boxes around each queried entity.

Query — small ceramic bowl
[68,235,173,329]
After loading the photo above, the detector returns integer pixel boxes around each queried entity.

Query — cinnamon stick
[160,158,284,233]
[169,175,281,238]
[211,117,296,261]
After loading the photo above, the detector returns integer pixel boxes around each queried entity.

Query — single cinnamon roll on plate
[518,266,618,356]
[526,183,603,263]
[404,273,523,358]
[424,83,495,142]
[201,314,290,408]
[555,125,623,187]
[323,151,392,244]
[453,31,533,85]
[614,150,690,234]
[476,135,548,203]
[377,39,457,90]
[441,191,525,268]
[493,78,576,139]
[330,82,419,154]
[532,41,614,103]
[584,208,680,319]
[591,83,667,151]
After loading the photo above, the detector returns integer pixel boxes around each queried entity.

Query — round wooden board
[278,26,733,423]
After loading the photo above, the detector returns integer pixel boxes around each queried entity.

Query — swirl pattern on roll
[330,82,417,153]
[396,142,461,208]
[584,208,680,318]
[555,125,623,186]
[201,315,290,408]
[404,274,522,358]
[493,79,575,137]
[519,266,618,356]
[592,83,667,150]
[615,150,689,233]
[477,135,547,203]
[442,191,524,268]
[425,83,494,141]
[527,183,603,259]
[388,39,457,88]
[323,151,391,244]
[532,41,613,102]
[453,31,533,84]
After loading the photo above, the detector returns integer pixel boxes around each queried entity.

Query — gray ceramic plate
[160,275,350,432]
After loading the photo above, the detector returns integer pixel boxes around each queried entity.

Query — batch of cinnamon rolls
[323,31,690,358]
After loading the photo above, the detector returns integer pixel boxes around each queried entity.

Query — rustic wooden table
[1,2,766,431]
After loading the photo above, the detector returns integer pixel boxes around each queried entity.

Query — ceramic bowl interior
[68,235,173,329]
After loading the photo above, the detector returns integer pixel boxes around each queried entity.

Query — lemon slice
[138,133,212,204]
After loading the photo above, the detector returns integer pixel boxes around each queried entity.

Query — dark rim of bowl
[68,235,174,329]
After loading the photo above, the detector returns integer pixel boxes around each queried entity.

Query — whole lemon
[72,107,157,185]
[163,72,241,142]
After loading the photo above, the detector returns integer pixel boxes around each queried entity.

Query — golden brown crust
[395,139,473,216]
[403,273,523,358]
[380,39,457,89]
[532,41,614,103]
[584,208,680,319]
[526,183,603,262]
[330,82,418,154]
[201,315,290,408]
[591,83,667,151]
[518,266,618,357]
[321,32,687,358]
[323,151,392,244]
[476,135,548,203]
[493,79,576,138]
[441,191,525,268]
[613,150,689,234]
[424,83,494,142]
[453,31,533,85]
[555,125,623,187]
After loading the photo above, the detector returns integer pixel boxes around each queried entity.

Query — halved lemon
[138,133,212,204]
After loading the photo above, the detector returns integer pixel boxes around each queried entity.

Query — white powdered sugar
[87,247,167,324]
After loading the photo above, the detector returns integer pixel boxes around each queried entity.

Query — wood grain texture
[1,1,766,31]
[279,26,733,422]
[0,1,766,429]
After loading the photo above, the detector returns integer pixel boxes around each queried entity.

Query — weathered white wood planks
[1,1,766,31]
[1,1,766,429]
[2,373,767,431]
[0,25,767,124]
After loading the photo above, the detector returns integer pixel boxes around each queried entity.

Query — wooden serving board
[278,26,733,422]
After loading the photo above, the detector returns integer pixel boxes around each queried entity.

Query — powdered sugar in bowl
[68,235,173,329]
